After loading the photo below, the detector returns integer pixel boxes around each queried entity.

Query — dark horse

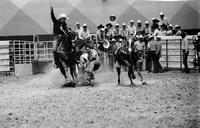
[114,37,146,85]
[55,30,78,82]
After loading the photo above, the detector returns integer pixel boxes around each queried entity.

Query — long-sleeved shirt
[79,29,90,40]
[51,8,67,36]
[127,25,137,37]
[182,36,189,51]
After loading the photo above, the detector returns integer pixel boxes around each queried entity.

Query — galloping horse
[114,37,146,85]
[56,29,78,82]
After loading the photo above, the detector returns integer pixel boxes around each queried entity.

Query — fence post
[166,39,168,71]
[180,39,182,71]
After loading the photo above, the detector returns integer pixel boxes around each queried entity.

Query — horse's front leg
[116,67,121,85]
[128,66,133,85]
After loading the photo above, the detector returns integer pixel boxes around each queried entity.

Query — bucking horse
[114,36,146,85]
[54,28,79,84]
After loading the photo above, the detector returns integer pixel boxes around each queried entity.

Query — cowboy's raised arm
[50,6,57,22]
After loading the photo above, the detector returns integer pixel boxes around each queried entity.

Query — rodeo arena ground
[0,1,200,128]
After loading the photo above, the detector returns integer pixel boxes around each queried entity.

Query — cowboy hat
[175,24,181,29]
[106,23,113,28]
[160,12,164,16]
[115,23,119,26]
[83,23,87,27]
[58,13,68,20]
[137,19,142,23]
[130,20,134,23]
[76,22,80,25]
[109,14,116,18]
[122,23,126,26]
[145,21,149,24]
[97,24,104,29]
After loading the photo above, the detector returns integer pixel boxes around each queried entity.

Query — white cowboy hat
[137,19,142,23]
[145,21,149,24]
[122,23,126,26]
[130,20,134,23]
[58,13,68,19]
[160,12,164,15]
[115,23,119,26]
[103,39,110,49]
[83,23,87,27]
[76,22,80,25]
[198,32,200,36]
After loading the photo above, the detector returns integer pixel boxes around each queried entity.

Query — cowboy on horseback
[50,5,70,69]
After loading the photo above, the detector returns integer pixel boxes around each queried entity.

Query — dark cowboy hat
[106,23,113,28]
[152,18,159,23]
[97,24,104,29]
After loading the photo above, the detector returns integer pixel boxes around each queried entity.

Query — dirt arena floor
[0,69,199,128]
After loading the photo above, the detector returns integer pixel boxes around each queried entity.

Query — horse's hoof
[132,74,136,79]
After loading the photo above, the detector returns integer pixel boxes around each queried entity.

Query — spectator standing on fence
[74,22,82,40]
[137,20,144,36]
[105,23,113,40]
[96,24,105,52]
[174,25,182,36]
[109,14,117,27]
[50,5,68,68]
[151,17,159,32]
[181,32,190,73]
[144,21,152,45]
[158,12,169,28]
[112,23,120,37]
[153,24,161,39]
[160,24,167,36]
[127,20,137,38]
[79,23,91,46]
[134,35,145,71]
[192,32,200,72]
[166,24,173,36]
[155,36,163,73]
[120,23,129,40]
[147,36,157,73]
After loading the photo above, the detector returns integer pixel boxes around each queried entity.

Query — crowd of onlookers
[50,5,200,74]
[71,12,200,73]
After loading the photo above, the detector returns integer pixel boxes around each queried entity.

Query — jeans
[183,50,189,73]
[147,51,156,72]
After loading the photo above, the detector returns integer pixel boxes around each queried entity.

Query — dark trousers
[154,53,163,73]
[147,51,156,72]
[183,50,189,73]
[197,51,200,72]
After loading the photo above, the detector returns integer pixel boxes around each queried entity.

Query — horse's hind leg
[128,67,133,85]
[58,62,67,79]
[116,67,121,85]
[70,65,78,82]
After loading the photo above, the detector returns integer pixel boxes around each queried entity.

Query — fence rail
[0,35,198,75]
